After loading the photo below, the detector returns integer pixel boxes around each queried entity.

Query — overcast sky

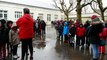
[36,0,53,3]
[37,0,107,7]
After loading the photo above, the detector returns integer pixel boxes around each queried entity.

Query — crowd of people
[0,8,107,60]
[0,8,46,60]
[52,15,107,60]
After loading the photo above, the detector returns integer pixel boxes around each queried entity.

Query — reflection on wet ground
[8,26,107,60]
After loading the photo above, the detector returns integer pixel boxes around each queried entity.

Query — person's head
[91,15,100,23]
[79,24,83,27]
[71,24,75,27]
[11,23,18,31]
[7,21,13,28]
[23,8,30,14]
[0,19,6,28]
[64,22,68,26]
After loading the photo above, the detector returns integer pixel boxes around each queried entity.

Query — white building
[0,0,64,24]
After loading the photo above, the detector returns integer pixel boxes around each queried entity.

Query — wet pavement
[12,26,107,60]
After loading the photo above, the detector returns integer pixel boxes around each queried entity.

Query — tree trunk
[101,12,105,21]
[76,2,82,23]
[77,10,82,23]
[65,13,69,21]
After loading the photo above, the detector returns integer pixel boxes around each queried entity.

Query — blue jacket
[63,25,69,35]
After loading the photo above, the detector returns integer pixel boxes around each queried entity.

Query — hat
[64,22,68,25]
[91,15,100,22]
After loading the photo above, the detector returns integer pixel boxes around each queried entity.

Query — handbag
[98,39,106,46]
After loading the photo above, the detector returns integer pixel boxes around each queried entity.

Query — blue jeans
[90,44,99,59]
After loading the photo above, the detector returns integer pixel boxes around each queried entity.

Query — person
[16,8,34,60]
[98,21,107,54]
[58,22,63,40]
[0,20,3,60]
[76,24,86,48]
[87,15,103,60]
[0,19,7,60]
[69,24,76,46]
[9,23,20,58]
[5,21,13,56]
[85,20,91,49]
[63,21,69,43]
[41,20,46,36]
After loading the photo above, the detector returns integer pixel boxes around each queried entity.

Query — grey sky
[38,0,107,7]
[1,0,107,7]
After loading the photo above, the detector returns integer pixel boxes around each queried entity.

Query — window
[0,10,7,20]
[15,11,22,20]
[30,13,34,18]
[54,15,58,20]
[38,13,43,20]
[47,14,51,21]
[61,15,64,20]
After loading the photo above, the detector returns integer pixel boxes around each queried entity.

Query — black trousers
[21,38,33,59]
[64,34,68,41]
[13,45,18,55]
[76,36,85,46]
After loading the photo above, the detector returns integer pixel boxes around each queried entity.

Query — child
[76,24,86,47]
[63,22,69,43]
[98,26,107,54]
[58,22,63,40]
[5,21,13,56]
[0,19,7,60]
[69,24,76,46]
[9,23,20,58]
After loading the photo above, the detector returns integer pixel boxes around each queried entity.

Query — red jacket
[16,14,34,39]
[76,27,86,37]
[99,27,107,40]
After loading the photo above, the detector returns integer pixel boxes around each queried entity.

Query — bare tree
[76,0,93,22]
[90,0,107,21]
[53,0,76,21]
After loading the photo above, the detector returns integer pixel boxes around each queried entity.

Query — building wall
[0,2,64,24]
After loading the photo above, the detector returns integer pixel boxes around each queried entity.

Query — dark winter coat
[0,20,7,44]
[41,21,46,30]
[87,23,103,44]
[69,27,76,37]
[58,25,63,36]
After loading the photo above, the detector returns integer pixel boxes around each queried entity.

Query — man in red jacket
[16,8,34,60]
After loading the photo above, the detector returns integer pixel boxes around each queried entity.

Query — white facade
[0,1,64,24]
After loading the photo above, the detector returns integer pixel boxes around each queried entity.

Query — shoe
[64,40,68,43]
[13,55,17,58]
[13,55,20,59]
[30,56,33,60]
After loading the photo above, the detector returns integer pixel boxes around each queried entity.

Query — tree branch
[103,7,107,12]
[53,0,62,11]
[90,3,101,15]
[81,0,93,8]
[69,7,76,13]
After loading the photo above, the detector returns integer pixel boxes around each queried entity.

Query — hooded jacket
[76,27,86,37]
[9,23,20,45]
[88,15,103,44]
[63,22,69,35]
[0,19,7,43]
[16,14,34,39]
